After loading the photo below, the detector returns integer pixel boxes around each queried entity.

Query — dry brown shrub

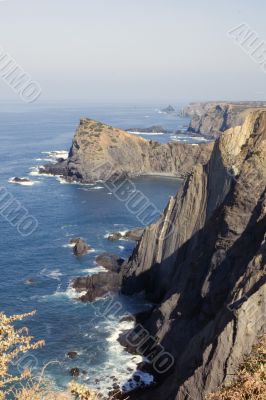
[207,335,266,400]
[0,311,107,399]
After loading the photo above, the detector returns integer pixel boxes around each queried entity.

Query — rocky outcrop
[107,228,145,242]
[120,109,266,399]
[73,271,122,302]
[184,101,266,137]
[95,253,124,272]
[161,105,176,114]
[71,238,91,256]
[41,118,213,183]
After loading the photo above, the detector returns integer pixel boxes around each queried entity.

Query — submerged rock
[24,278,34,285]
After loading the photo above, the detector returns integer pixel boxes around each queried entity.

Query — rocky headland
[73,109,266,399]
[41,118,213,183]
[184,101,266,137]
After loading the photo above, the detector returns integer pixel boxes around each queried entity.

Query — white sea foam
[29,166,56,177]
[118,230,128,236]
[104,229,129,239]
[81,266,107,274]
[63,285,87,299]
[122,371,154,392]
[35,283,86,302]
[89,319,155,396]
[41,150,68,160]
[62,243,75,248]
[56,176,78,185]
[89,186,104,190]
[40,268,63,281]
[170,134,209,143]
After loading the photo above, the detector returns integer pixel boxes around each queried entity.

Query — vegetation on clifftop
[207,336,266,400]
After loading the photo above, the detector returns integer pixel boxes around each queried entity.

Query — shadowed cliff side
[121,110,266,399]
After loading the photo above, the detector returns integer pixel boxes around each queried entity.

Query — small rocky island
[160,105,175,113]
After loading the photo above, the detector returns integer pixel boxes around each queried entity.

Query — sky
[0,0,266,103]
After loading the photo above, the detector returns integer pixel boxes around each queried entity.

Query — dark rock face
[184,101,266,137]
[40,118,213,183]
[67,110,265,399]
[107,228,144,242]
[73,271,122,302]
[95,253,124,272]
[72,238,90,256]
[39,161,68,176]
[120,110,266,399]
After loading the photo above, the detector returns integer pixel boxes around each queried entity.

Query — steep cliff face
[184,102,266,137]
[42,118,213,182]
[121,110,266,399]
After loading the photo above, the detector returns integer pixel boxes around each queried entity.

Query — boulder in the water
[70,367,80,377]
[72,238,91,256]
[10,177,33,185]
[67,351,78,359]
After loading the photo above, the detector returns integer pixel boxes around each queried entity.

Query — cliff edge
[184,101,266,137]
[120,109,266,399]
[42,118,213,182]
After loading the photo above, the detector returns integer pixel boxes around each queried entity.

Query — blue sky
[0,0,265,103]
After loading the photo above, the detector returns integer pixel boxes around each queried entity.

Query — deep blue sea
[0,103,204,395]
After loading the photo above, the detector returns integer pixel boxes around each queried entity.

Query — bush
[0,311,99,400]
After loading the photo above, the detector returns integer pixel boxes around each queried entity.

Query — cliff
[42,118,213,182]
[69,111,265,400]
[120,110,266,399]
[184,101,266,137]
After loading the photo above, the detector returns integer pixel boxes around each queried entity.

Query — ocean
[0,103,208,396]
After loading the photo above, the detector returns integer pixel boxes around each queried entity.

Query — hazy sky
[0,0,265,103]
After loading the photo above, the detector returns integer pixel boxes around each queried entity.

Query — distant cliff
[184,101,266,137]
[121,109,266,399]
[42,118,212,182]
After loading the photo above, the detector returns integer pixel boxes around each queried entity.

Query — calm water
[0,103,189,394]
